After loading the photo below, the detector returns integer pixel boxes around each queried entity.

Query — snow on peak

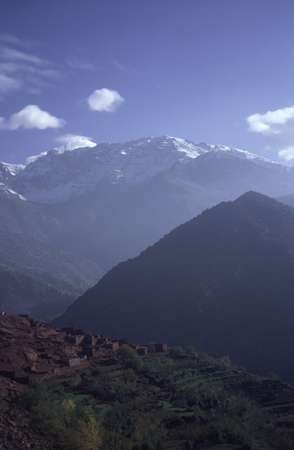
[166,136,207,159]
[195,142,275,164]
[1,161,25,175]
[0,136,279,203]
[25,135,97,166]
[0,182,26,200]
[26,151,49,165]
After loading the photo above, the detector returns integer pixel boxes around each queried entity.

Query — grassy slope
[18,347,294,450]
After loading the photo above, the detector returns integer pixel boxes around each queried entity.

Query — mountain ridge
[56,191,294,379]
[2,136,294,319]
[0,136,278,203]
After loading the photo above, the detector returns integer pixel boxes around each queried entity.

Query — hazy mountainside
[57,192,294,380]
[2,136,294,317]
[169,150,294,198]
[279,193,294,208]
[0,190,100,318]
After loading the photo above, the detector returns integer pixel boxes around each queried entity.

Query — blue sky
[1,0,294,163]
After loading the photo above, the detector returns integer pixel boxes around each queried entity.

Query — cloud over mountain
[55,134,96,150]
[279,146,294,161]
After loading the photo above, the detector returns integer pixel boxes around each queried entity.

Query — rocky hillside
[1,314,294,450]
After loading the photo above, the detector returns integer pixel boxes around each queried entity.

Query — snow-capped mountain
[12,136,207,202]
[4,136,278,203]
[1,135,294,319]
[0,161,23,184]
[0,183,26,201]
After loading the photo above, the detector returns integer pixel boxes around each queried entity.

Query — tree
[117,345,142,371]
[69,415,103,450]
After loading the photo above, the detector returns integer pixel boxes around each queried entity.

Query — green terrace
[12,346,294,450]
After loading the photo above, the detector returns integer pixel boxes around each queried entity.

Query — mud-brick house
[155,343,168,352]
[62,327,86,346]
[104,341,120,352]
[83,334,98,347]
[136,345,148,356]
[65,333,85,346]
[147,343,168,353]
[68,357,83,368]
[80,334,99,357]
[61,327,85,336]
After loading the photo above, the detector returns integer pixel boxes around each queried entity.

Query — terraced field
[14,347,294,450]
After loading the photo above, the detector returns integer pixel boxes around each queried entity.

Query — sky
[1,0,294,163]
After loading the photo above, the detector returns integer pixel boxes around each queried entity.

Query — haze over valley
[2,136,294,320]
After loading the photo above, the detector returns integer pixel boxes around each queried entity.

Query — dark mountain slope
[0,191,100,317]
[279,192,294,208]
[3,137,294,319]
[57,192,294,379]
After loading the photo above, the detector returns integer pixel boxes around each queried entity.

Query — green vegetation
[19,348,294,450]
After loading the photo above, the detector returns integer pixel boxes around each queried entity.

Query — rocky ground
[0,313,122,450]
[1,314,294,449]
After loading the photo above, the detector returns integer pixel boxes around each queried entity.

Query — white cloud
[247,106,294,135]
[0,73,21,93]
[0,105,65,130]
[0,47,45,66]
[278,146,294,161]
[88,88,124,112]
[55,134,97,150]
[25,134,96,166]
[0,40,61,97]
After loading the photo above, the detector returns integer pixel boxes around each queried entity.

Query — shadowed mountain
[3,137,294,317]
[57,191,294,379]
[0,190,100,318]
[279,193,294,208]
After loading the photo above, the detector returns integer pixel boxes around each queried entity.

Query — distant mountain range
[57,192,294,380]
[3,136,290,203]
[2,136,294,318]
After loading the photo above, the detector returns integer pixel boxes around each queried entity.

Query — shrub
[65,415,103,450]
[117,345,142,371]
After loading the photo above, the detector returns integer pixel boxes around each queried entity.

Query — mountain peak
[57,188,294,379]
[236,190,273,202]
[235,190,287,210]
[0,136,288,204]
